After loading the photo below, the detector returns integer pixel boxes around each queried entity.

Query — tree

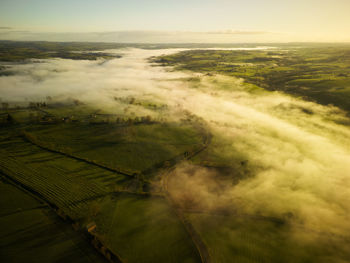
[145,115,152,123]
[1,102,9,110]
[73,99,81,106]
[6,114,13,123]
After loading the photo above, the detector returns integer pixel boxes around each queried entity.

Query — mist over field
[1,47,350,246]
[3,0,350,261]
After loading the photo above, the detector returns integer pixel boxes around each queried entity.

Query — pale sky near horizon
[1,0,350,42]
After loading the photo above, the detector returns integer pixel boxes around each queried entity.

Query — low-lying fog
[1,48,350,241]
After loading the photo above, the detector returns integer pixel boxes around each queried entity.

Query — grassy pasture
[0,177,45,216]
[0,135,133,218]
[187,213,350,263]
[0,178,107,263]
[0,123,202,262]
[24,122,203,174]
[0,41,123,62]
[92,194,201,263]
[154,46,350,113]
[0,102,206,262]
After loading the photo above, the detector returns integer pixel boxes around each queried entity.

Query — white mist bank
[1,48,350,239]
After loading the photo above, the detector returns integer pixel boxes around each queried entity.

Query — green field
[0,40,268,63]
[187,213,350,263]
[0,102,204,262]
[93,194,201,263]
[0,127,202,262]
[154,45,350,113]
[0,41,125,62]
[23,122,203,175]
[0,177,107,263]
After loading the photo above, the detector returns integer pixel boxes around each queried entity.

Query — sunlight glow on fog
[1,48,350,240]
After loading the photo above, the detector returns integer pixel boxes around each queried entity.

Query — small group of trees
[29,101,47,108]
[114,96,135,104]
[73,99,83,106]
[89,115,158,126]
[116,115,153,125]
[0,113,13,124]
[1,102,9,110]
[114,96,168,111]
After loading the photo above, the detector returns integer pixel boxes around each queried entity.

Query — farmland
[187,213,350,263]
[0,99,205,262]
[0,176,107,263]
[154,44,350,113]
[1,42,350,262]
[23,122,203,175]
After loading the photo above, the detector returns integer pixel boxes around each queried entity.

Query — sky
[1,0,350,42]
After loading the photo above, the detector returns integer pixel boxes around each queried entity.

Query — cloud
[204,30,272,35]
[0,30,283,43]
